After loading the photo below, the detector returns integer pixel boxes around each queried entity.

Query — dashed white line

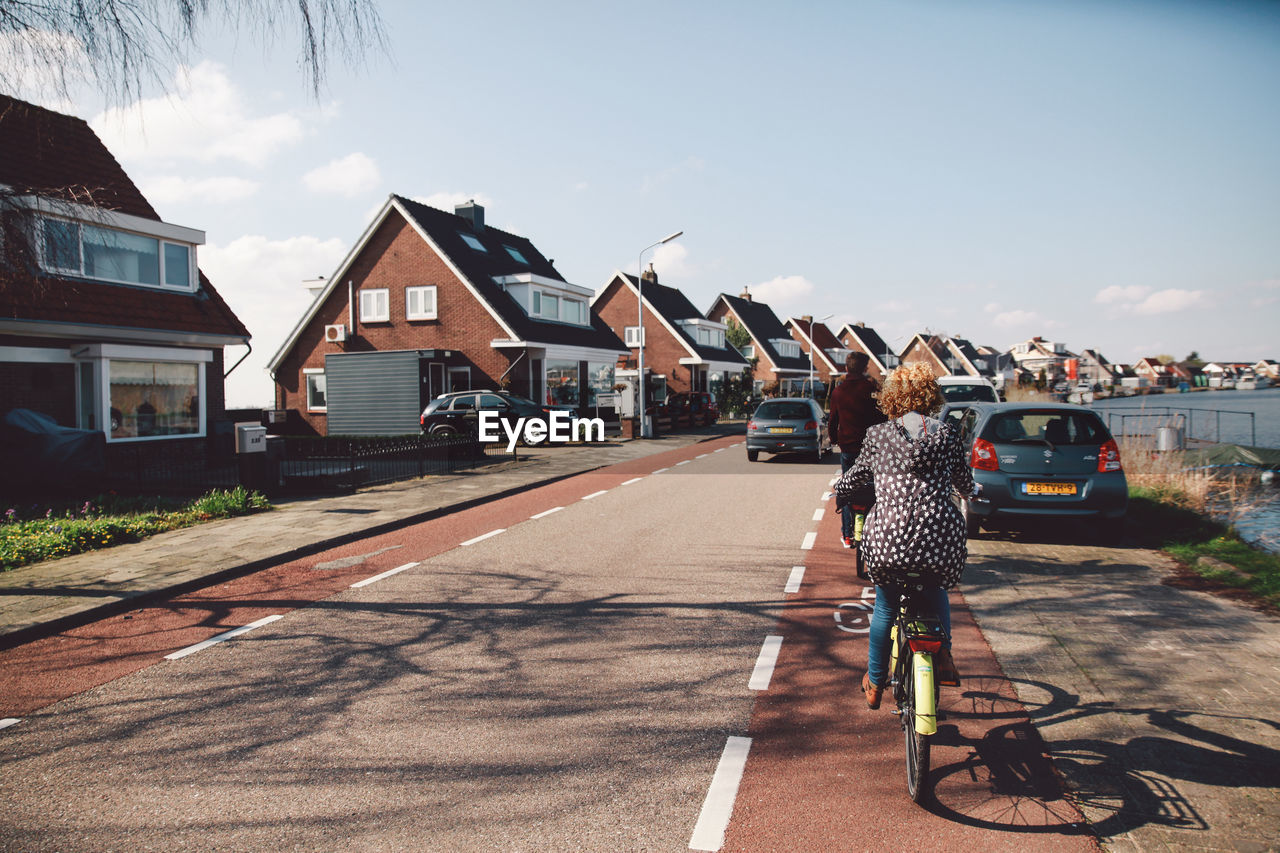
[531,506,564,519]
[801,531,817,550]
[676,460,691,466]
[165,615,284,661]
[582,490,608,500]
[652,467,670,474]
[461,529,506,546]
[785,566,805,593]
[812,508,824,521]
[713,447,726,453]
[621,477,644,486]
[696,453,708,459]
[748,635,784,691]
[689,736,753,851]
[0,718,21,731]
[821,491,832,501]
[351,561,418,588]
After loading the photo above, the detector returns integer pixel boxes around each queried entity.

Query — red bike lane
[722,503,1100,852]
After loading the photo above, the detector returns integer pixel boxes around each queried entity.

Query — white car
[937,375,1000,403]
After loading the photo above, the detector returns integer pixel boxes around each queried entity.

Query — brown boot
[934,648,961,687]
[862,672,883,710]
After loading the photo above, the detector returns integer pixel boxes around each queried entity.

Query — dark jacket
[827,374,885,451]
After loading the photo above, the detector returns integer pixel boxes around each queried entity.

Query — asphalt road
[0,437,827,851]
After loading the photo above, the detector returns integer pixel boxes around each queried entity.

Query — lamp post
[807,313,833,397]
[637,230,683,438]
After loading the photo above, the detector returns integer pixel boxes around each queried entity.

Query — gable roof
[0,94,249,342]
[269,195,626,370]
[609,274,748,366]
[787,317,843,372]
[839,323,892,366]
[712,293,809,371]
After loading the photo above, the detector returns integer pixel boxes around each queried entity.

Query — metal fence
[1100,406,1257,447]
[276,433,515,491]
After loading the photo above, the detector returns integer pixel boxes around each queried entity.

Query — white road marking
[748,635,784,691]
[801,531,817,550]
[713,447,726,453]
[689,736,753,851]
[0,718,20,731]
[652,467,670,474]
[730,442,742,447]
[785,566,805,594]
[351,562,418,588]
[812,508,824,521]
[821,492,832,501]
[828,478,838,487]
[676,460,691,466]
[165,615,284,661]
[696,453,708,459]
[621,477,644,486]
[531,506,564,519]
[582,490,608,500]
[461,529,506,546]
[835,601,872,634]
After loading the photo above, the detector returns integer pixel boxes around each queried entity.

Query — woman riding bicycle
[833,362,980,709]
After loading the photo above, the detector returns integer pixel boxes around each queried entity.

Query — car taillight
[970,437,999,471]
[804,420,817,431]
[1098,438,1122,472]
[747,420,756,432]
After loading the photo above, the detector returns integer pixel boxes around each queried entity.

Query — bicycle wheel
[902,650,932,803]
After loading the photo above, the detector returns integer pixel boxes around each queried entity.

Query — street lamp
[807,313,833,397]
[637,230,682,438]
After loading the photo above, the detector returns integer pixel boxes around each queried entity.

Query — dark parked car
[941,401,1128,539]
[746,397,830,463]
[663,391,720,423]
[420,390,551,437]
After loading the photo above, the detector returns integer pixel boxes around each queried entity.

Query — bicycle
[884,587,948,803]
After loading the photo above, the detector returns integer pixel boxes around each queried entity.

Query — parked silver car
[941,401,1128,540]
[746,397,830,463]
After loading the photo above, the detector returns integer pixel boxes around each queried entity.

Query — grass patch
[1,487,271,572]
[1127,486,1280,609]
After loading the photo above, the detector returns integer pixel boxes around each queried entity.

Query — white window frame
[624,326,645,347]
[562,298,586,325]
[68,345,211,443]
[39,216,197,292]
[405,285,438,321]
[359,288,390,323]
[304,368,327,412]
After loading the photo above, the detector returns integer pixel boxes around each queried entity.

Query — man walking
[827,352,885,548]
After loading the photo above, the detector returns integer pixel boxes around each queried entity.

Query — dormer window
[40,216,196,291]
[771,338,801,359]
[459,232,488,253]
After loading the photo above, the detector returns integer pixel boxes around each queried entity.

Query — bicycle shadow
[924,674,1279,840]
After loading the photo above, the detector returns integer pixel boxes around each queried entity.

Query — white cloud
[139,175,260,205]
[0,30,88,109]
[647,242,690,281]
[746,275,816,315]
[90,62,307,168]
[879,300,913,313]
[302,152,382,197]
[1134,289,1205,314]
[199,234,348,407]
[994,309,1042,328]
[1094,285,1152,305]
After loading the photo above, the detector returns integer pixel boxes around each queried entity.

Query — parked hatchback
[746,397,830,463]
[420,390,551,437]
[941,401,1127,539]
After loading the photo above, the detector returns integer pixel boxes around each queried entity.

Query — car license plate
[768,427,794,434]
[1024,482,1077,495]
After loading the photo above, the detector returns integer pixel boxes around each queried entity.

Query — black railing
[1100,406,1256,447]
[276,433,515,491]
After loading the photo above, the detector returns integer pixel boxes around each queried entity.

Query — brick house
[835,322,898,380]
[269,197,628,435]
[899,333,995,379]
[785,316,847,396]
[0,94,250,469]
[1134,357,1177,388]
[1009,336,1075,386]
[705,290,810,395]
[593,269,749,409]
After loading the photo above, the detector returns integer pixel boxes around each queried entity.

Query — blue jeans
[866,583,952,688]
[839,450,859,539]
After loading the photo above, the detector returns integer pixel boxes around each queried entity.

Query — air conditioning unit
[324,324,346,343]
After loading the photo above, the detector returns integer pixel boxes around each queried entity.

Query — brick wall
[594,275,697,395]
[276,212,515,435]
[0,361,76,424]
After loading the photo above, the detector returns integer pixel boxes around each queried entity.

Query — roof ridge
[392,194,533,244]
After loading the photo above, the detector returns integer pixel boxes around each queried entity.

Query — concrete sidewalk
[0,425,738,646]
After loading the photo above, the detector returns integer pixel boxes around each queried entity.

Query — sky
[6,0,1279,407]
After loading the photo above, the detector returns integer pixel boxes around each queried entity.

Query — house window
[448,366,472,392]
[625,326,645,346]
[406,286,437,320]
[562,299,585,325]
[586,362,615,406]
[739,344,755,359]
[359,288,389,322]
[504,245,529,264]
[108,360,200,439]
[40,217,194,290]
[546,360,579,406]
[459,232,488,253]
[532,290,560,320]
[305,369,326,411]
[695,327,725,348]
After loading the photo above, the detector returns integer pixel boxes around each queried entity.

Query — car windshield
[940,384,998,402]
[755,401,812,421]
[984,410,1110,446]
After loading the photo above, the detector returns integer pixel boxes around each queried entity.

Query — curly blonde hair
[878,362,944,418]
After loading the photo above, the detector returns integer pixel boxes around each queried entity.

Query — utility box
[235,423,267,454]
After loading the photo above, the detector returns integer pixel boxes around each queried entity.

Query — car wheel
[747,449,759,462]
[432,425,459,438]
[962,499,982,538]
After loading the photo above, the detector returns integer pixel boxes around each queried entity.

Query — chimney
[641,262,658,285]
[856,321,865,328]
[801,314,813,324]
[455,199,485,232]
[740,286,752,302]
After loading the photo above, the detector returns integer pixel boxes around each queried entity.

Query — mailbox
[235,422,267,454]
